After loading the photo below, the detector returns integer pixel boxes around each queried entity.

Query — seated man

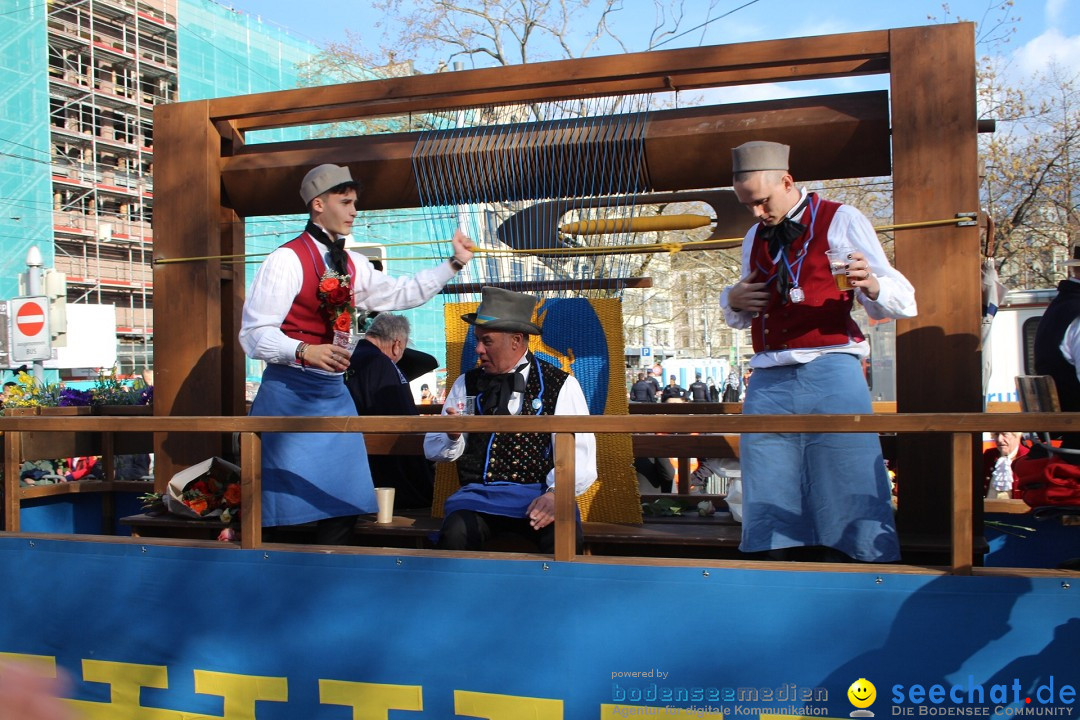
[982,431,1029,499]
[424,287,597,552]
[344,313,435,510]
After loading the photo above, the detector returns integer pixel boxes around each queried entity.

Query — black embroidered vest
[458,358,568,485]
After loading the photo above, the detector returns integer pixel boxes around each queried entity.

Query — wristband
[448,255,466,271]
[545,485,556,494]
[295,342,308,368]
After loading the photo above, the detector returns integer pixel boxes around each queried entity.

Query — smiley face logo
[848,678,876,717]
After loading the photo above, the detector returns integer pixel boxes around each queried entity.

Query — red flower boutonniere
[317,269,354,333]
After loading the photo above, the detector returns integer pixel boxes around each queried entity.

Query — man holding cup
[721,141,917,562]
[424,287,597,552]
[240,163,474,545]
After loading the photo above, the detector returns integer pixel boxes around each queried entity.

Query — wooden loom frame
[153,23,981,544]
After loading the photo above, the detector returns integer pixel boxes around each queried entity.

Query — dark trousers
[263,514,358,546]
[437,510,584,554]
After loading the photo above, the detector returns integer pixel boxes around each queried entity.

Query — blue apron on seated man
[423,287,597,552]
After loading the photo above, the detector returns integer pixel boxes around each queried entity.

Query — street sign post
[10,296,51,362]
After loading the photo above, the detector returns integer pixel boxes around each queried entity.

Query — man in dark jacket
[1034,241,1080,453]
[660,375,686,402]
[629,372,657,402]
[687,372,709,402]
[345,313,435,509]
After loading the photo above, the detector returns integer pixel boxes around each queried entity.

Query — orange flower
[319,276,341,294]
[185,497,208,515]
[334,312,353,332]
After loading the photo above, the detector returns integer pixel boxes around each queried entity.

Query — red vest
[279,233,356,345]
[749,194,865,353]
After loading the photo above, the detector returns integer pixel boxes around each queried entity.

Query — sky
[223,0,1080,84]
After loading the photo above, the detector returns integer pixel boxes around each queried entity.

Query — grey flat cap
[300,164,356,204]
[732,141,790,174]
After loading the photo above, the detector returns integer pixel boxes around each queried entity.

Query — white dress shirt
[423,354,598,495]
[239,230,455,372]
[719,189,918,368]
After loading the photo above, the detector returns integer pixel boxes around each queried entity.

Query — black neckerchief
[478,354,531,415]
[760,193,809,301]
[306,220,349,275]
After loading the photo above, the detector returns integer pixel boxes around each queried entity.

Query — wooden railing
[2,412,1076,575]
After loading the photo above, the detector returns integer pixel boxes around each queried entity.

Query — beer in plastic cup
[825,248,854,291]
[455,396,476,415]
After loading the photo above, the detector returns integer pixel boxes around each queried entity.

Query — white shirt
[719,189,918,368]
[239,231,455,371]
[423,354,598,495]
[1059,278,1080,382]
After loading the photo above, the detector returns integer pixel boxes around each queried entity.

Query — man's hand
[443,403,463,441]
[451,227,474,265]
[844,251,880,301]
[726,269,769,313]
[526,491,556,530]
[305,343,351,373]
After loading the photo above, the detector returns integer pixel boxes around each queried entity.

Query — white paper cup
[375,487,395,524]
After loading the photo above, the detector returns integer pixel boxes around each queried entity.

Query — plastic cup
[455,396,476,415]
[825,248,854,291]
[375,487,395,524]
[332,330,360,354]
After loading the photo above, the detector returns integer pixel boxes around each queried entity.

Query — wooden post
[890,24,983,553]
[153,100,236,487]
[553,432,577,562]
[951,432,974,575]
[3,431,21,532]
[240,431,262,549]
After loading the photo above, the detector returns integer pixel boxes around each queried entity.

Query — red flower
[327,286,350,306]
[334,311,353,332]
[319,276,341,294]
[223,483,242,507]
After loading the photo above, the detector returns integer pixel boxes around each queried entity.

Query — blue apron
[249,363,376,527]
[739,353,900,562]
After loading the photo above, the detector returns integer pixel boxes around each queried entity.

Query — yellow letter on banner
[454,690,563,719]
[319,679,423,718]
[69,660,178,720]
[194,669,288,719]
[0,652,59,675]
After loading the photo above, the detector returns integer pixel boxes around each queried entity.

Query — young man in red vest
[721,141,917,562]
[240,163,473,544]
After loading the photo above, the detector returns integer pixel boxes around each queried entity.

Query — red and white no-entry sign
[10,296,51,362]
[16,300,46,337]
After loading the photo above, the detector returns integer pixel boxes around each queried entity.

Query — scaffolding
[0,0,326,375]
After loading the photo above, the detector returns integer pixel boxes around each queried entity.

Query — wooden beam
[207,31,890,129]
[221,93,890,216]
[240,432,262,550]
[951,432,974,575]
[3,431,21,533]
[553,432,577,562]
[152,100,233,488]
[890,24,982,543]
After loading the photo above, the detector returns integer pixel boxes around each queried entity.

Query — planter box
[3,407,39,416]
[39,406,92,416]
[94,405,153,416]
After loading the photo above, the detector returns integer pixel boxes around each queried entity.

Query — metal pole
[25,246,45,384]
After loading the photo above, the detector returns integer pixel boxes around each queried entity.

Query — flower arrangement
[91,367,152,406]
[2,371,48,408]
[317,269,355,334]
[0,371,93,409]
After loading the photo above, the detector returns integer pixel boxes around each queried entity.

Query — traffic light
[43,269,67,348]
